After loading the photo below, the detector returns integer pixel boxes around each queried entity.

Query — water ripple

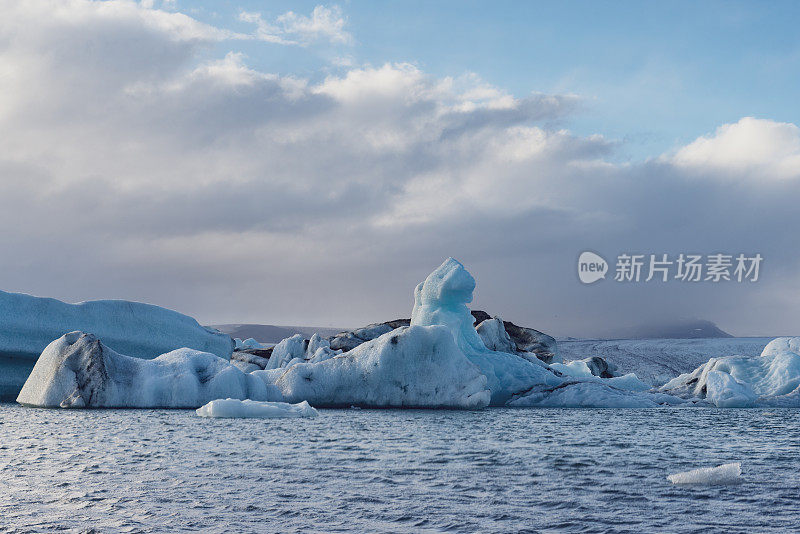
[0,405,798,532]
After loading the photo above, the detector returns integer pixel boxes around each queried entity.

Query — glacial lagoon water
[1,404,798,533]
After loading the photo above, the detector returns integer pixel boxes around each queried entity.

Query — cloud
[239,5,352,46]
[669,117,800,180]
[0,0,799,337]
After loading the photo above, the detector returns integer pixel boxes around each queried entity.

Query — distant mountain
[208,324,344,344]
[604,319,733,340]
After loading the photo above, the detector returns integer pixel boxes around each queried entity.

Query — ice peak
[411,258,485,355]
[413,257,475,307]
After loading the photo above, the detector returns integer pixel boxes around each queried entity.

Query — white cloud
[1,1,799,336]
[669,117,800,180]
[278,5,351,45]
[239,5,351,46]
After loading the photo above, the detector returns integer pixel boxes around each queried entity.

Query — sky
[1,0,799,337]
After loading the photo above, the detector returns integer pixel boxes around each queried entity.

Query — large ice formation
[0,290,232,360]
[18,326,490,409]
[558,337,772,386]
[327,313,558,364]
[409,258,562,405]
[328,320,411,352]
[659,337,800,407]
[472,311,559,364]
[18,257,713,409]
[17,332,273,408]
[263,325,490,408]
[406,258,666,407]
[0,289,233,399]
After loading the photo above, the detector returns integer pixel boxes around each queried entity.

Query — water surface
[1,404,798,533]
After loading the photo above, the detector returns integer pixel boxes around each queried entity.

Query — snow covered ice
[266,333,339,369]
[196,399,318,419]
[234,338,268,350]
[559,337,772,386]
[409,258,561,405]
[407,258,670,407]
[261,257,682,408]
[0,289,233,399]
[22,256,796,410]
[660,337,800,407]
[667,463,742,485]
[262,325,491,408]
[17,332,275,408]
[0,290,232,360]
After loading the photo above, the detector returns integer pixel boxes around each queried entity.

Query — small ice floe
[195,399,319,419]
[234,337,266,350]
[667,463,742,485]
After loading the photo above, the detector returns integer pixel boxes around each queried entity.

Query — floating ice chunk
[550,360,595,378]
[509,380,680,408]
[18,257,711,411]
[266,334,305,369]
[240,338,264,349]
[0,289,234,399]
[475,317,516,354]
[17,332,279,408]
[266,333,339,368]
[410,258,559,405]
[606,373,651,392]
[551,356,617,379]
[760,337,800,396]
[262,325,491,409]
[705,370,757,408]
[660,336,800,406]
[196,399,318,419]
[667,463,742,485]
[0,290,233,361]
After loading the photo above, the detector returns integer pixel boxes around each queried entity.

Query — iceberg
[475,317,517,355]
[0,289,233,399]
[660,337,800,407]
[667,463,742,485]
[410,258,562,405]
[551,359,597,378]
[559,337,772,387]
[256,258,664,408]
[329,320,410,352]
[508,381,675,408]
[267,333,339,369]
[472,311,559,364]
[234,338,268,350]
[17,257,688,410]
[262,325,491,409]
[17,332,275,408]
[196,399,318,418]
[406,258,670,407]
[18,326,490,409]
[329,313,558,364]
